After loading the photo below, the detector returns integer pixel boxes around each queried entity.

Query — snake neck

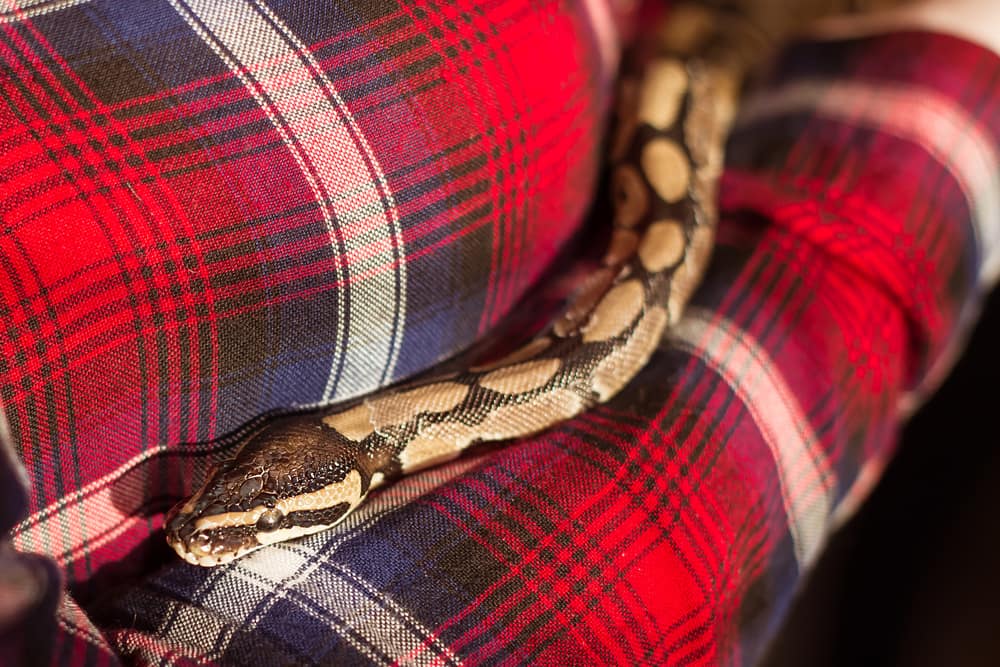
[166,1,900,566]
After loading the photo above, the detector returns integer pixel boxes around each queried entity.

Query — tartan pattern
[0,7,998,667]
[0,0,628,585]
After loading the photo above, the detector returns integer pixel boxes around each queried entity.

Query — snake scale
[166,1,890,566]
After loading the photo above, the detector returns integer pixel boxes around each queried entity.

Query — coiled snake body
[166,4,806,566]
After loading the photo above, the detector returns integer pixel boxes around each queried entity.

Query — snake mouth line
[165,498,360,566]
[165,517,260,566]
[168,521,354,567]
[169,539,254,567]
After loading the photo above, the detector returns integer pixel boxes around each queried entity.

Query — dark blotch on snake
[284,503,351,529]
[202,502,226,516]
[239,476,263,498]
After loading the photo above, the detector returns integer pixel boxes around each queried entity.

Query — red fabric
[0,0,631,586]
[0,0,1000,665]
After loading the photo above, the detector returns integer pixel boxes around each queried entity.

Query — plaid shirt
[1,1,998,665]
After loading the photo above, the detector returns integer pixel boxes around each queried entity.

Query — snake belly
[166,5,748,567]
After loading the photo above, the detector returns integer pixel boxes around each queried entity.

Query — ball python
[165,1,889,566]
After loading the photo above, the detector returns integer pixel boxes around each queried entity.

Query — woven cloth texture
[1,2,999,666]
[1,0,631,585]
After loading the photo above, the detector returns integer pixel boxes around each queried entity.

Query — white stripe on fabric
[173,0,407,402]
[737,79,1000,287]
[272,459,483,664]
[160,458,480,664]
[671,308,833,567]
[236,554,462,667]
[207,466,469,667]
[0,0,89,22]
[12,445,171,563]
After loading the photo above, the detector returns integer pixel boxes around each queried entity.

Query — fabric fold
[87,28,1000,666]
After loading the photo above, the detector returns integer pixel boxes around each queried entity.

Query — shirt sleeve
[78,29,1000,667]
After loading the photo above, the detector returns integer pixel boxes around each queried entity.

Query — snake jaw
[164,496,266,567]
[166,521,262,567]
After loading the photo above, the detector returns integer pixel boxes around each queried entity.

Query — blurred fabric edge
[0,410,61,666]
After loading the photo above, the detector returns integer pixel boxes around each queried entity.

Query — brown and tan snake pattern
[166,2,896,566]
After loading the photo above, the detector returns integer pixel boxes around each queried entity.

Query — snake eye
[256,508,284,532]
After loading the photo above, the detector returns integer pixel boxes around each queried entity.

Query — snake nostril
[165,512,188,535]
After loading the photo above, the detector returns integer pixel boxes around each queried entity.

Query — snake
[165,1,893,566]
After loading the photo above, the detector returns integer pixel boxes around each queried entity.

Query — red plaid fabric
[1,2,998,666]
[1,0,632,587]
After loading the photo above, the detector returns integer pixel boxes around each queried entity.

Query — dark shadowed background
[761,288,1000,666]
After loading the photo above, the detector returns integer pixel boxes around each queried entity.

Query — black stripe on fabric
[128,94,260,141]
[0,65,149,581]
[151,76,443,177]
[436,375,720,661]
[111,74,246,121]
[144,116,276,162]
[335,52,444,105]
[310,15,415,63]
[0,28,77,116]
[16,17,97,111]
[391,153,488,206]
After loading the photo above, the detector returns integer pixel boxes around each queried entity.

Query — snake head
[165,416,383,567]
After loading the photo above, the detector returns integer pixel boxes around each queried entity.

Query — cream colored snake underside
[166,1,897,566]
